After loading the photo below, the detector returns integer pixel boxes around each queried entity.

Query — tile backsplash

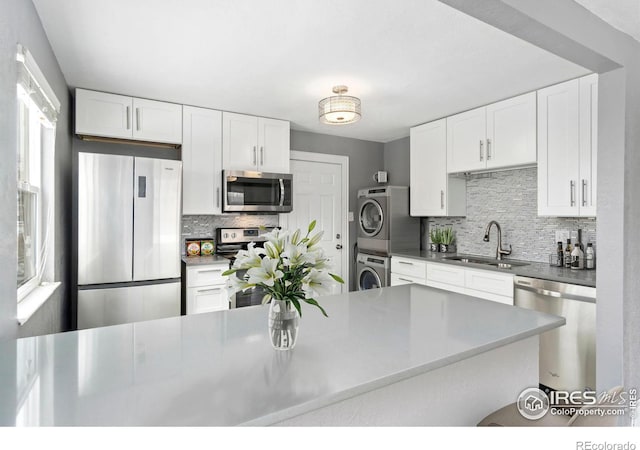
[426,167,596,263]
[182,215,280,254]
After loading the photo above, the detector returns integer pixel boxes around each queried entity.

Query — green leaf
[329,273,344,284]
[291,229,301,245]
[262,294,272,305]
[290,297,302,317]
[308,220,316,233]
[222,269,238,276]
[302,297,328,317]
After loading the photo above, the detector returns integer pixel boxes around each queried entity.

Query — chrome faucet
[483,220,512,260]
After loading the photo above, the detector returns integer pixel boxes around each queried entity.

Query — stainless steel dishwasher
[514,276,596,392]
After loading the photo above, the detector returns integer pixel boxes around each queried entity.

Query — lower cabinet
[185,263,230,314]
[391,257,514,305]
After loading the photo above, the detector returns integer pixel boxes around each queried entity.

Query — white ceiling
[575,0,640,43]
[33,0,589,143]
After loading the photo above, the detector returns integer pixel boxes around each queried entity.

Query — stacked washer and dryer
[356,186,420,290]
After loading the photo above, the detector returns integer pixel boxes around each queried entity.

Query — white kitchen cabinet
[447,92,536,174]
[182,106,223,215]
[222,112,290,173]
[410,119,466,217]
[185,264,229,314]
[537,74,598,217]
[75,88,182,144]
[391,256,427,286]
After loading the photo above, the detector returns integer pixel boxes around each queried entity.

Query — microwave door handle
[279,179,285,207]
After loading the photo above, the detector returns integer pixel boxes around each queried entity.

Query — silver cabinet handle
[197,268,222,273]
[260,146,264,166]
[440,190,444,209]
[253,146,257,165]
[582,179,587,207]
[196,287,222,294]
[126,106,131,130]
[570,180,576,206]
[479,140,484,161]
[136,108,141,131]
[216,187,220,208]
[398,277,413,282]
[399,261,413,265]
[486,138,491,160]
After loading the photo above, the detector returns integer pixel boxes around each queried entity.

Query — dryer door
[358,267,382,290]
[359,199,384,237]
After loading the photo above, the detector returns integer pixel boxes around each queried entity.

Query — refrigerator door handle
[138,176,147,198]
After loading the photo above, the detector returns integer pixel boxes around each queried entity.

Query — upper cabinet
[75,89,182,145]
[410,119,466,217]
[537,74,597,217]
[182,106,223,215]
[446,92,537,174]
[222,112,290,173]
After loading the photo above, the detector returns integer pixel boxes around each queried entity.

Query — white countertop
[0,284,564,426]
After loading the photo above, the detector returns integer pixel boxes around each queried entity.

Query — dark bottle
[556,242,564,267]
[577,229,584,251]
[564,239,573,268]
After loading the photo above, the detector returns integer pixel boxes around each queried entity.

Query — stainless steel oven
[222,170,292,213]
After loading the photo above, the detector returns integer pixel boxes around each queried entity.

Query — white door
[258,117,290,173]
[486,92,537,170]
[446,106,487,173]
[222,112,259,170]
[281,153,348,294]
[75,89,133,139]
[132,98,182,144]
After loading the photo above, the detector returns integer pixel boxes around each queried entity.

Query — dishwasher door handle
[514,284,595,304]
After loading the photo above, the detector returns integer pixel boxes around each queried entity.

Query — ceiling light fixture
[318,85,361,125]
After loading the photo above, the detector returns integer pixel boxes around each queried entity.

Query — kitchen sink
[440,255,529,268]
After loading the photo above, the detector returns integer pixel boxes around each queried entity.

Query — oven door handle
[278,179,285,207]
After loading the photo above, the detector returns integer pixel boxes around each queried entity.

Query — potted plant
[429,228,442,252]
[440,227,456,253]
[223,221,343,350]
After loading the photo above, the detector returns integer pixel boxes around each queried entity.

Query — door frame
[281,150,350,291]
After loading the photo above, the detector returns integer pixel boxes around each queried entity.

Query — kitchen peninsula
[1,285,564,426]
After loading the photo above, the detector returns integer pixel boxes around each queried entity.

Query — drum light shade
[318,85,361,125]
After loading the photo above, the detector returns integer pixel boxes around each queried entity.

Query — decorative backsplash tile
[182,215,280,254]
[425,167,596,263]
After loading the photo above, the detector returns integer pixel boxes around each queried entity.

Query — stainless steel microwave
[222,170,293,213]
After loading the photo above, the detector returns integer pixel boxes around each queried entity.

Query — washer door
[358,267,382,290]
[359,199,384,237]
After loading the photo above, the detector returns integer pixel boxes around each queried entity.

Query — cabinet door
[446,107,487,173]
[390,273,426,286]
[537,78,580,216]
[410,119,447,216]
[132,98,183,144]
[464,268,514,299]
[187,285,229,314]
[486,92,537,170]
[258,118,290,173]
[182,106,223,215]
[579,74,598,217]
[222,112,259,170]
[75,89,133,139]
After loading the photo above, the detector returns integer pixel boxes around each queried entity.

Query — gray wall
[0,0,72,340]
[383,136,410,186]
[291,130,384,290]
[427,168,597,262]
[441,0,640,420]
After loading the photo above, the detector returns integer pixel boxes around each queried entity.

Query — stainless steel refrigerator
[77,153,182,329]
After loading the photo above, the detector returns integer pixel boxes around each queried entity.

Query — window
[16,45,60,302]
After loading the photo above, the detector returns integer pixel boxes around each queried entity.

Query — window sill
[17,282,61,326]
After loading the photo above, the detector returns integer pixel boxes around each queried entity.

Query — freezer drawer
[133,157,182,281]
[78,282,180,330]
[78,153,134,284]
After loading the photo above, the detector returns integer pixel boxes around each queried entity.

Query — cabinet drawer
[464,269,514,298]
[426,262,465,287]
[186,264,228,288]
[187,285,229,314]
[391,257,427,278]
[390,273,426,286]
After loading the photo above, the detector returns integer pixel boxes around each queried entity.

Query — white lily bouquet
[223,221,344,318]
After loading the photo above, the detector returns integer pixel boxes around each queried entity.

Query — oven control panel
[216,227,274,244]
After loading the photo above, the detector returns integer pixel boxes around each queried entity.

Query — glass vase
[268,299,300,350]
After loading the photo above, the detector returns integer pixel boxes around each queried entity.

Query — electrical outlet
[348,211,354,222]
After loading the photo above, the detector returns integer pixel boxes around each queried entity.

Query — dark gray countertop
[181,254,230,266]
[391,249,596,288]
